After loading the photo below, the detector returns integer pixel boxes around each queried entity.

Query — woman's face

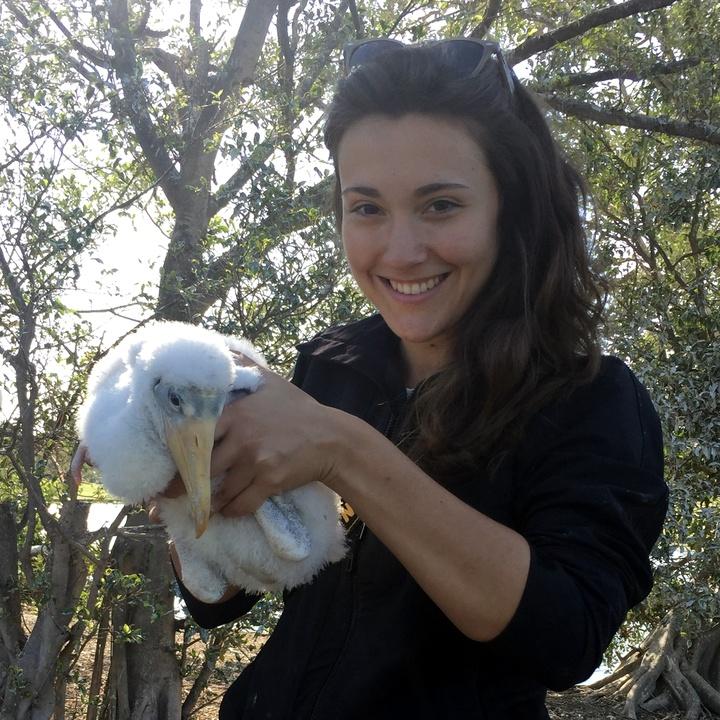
[338,113,500,379]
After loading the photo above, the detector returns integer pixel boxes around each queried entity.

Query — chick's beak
[164,416,216,538]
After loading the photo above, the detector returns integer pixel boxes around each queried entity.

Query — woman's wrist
[322,408,389,499]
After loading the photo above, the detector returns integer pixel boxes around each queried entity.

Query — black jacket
[179,315,668,720]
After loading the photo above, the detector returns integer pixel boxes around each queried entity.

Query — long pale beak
[164,416,216,538]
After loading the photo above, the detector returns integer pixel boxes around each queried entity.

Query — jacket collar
[296,314,407,396]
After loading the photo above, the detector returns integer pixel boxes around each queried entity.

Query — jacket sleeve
[176,572,262,629]
[486,357,668,690]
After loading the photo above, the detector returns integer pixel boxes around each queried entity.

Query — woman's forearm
[326,408,531,642]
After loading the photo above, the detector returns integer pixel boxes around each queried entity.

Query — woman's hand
[209,358,344,518]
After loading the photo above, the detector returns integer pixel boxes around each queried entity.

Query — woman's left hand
[209,356,343,518]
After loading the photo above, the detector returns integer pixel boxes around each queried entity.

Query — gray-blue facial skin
[152,381,228,425]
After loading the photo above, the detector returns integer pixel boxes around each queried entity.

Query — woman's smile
[383,273,450,298]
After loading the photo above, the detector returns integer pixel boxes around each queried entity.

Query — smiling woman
[171,39,668,720]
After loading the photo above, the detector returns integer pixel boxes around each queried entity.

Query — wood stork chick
[76,322,346,602]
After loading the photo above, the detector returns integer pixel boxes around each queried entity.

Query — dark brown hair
[324,45,607,475]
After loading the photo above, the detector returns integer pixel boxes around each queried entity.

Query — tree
[0,0,718,717]
[0,10,152,715]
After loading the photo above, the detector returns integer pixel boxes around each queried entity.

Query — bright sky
[60,209,170,341]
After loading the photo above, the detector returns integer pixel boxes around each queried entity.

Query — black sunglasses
[343,38,516,96]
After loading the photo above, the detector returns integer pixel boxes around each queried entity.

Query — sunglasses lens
[347,39,404,70]
[438,40,488,77]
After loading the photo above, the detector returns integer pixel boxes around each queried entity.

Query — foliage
[0,0,718,717]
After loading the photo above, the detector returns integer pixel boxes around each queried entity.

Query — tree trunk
[101,510,181,720]
[0,500,89,720]
[0,502,26,698]
[590,610,720,719]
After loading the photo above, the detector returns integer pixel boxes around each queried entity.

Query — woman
[172,40,668,719]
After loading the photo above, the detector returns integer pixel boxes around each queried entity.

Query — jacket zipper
[308,403,396,719]
[343,520,366,573]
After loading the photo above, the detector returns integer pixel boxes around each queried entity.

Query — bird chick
[76,322,346,601]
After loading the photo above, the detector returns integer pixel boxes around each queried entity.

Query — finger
[70,445,88,487]
[230,350,261,368]
[219,486,266,518]
[210,467,254,513]
[147,500,163,524]
[160,473,186,499]
[210,428,252,477]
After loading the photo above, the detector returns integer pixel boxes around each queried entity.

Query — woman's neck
[402,339,449,387]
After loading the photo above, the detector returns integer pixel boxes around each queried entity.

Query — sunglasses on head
[343,38,516,96]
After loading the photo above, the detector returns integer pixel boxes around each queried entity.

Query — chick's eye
[168,390,181,407]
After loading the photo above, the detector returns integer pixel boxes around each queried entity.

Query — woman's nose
[382,217,427,266]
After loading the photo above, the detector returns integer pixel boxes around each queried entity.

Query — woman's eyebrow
[414,182,470,196]
[341,185,380,197]
[341,182,470,197]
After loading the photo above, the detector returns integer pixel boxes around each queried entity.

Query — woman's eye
[427,198,459,214]
[350,203,381,216]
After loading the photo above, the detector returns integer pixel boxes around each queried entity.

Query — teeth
[389,275,444,295]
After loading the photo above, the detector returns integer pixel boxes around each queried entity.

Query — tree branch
[348,0,364,36]
[470,0,503,40]
[193,175,334,317]
[508,0,680,65]
[296,0,349,109]
[205,0,279,116]
[144,47,188,89]
[36,0,112,68]
[542,93,720,145]
[550,58,702,88]
[107,0,182,206]
[190,0,202,36]
[208,141,276,216]
[210,0,348,214]
[169,0,278,197]
[4,0,105,85]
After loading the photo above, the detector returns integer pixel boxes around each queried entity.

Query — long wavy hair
[324,45,607,476]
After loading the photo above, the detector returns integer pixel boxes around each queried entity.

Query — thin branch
[348,0,364,37]
[36,0,112,68]
[190,0,202,36]
[542,93,720,146]
[0,133,47,175]
[4,0,104,85]
[71,302,148,314]
[295,0,350,109]
[508,0,680,65]
[107,0,182,205]
[470,0,503,40]
[386,0,420,37]
[208,140,276,216]
[550,57,703,88]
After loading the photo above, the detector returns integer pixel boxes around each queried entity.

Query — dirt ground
[546,686,689,720]
[62,652,692,720]
[188,678,694,719]
[169,674,692,720]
